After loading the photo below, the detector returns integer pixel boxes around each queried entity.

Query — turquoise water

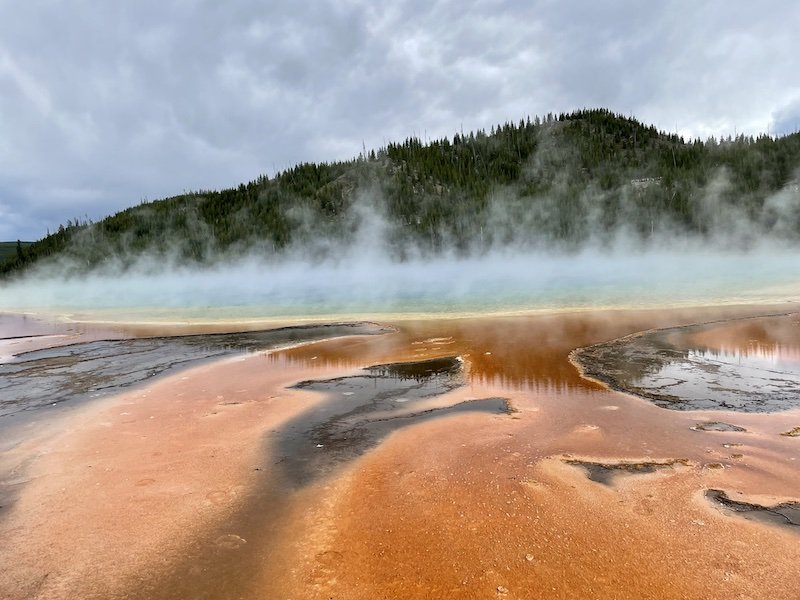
[2,249,799,320]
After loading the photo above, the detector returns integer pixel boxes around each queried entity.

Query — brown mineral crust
[256,407,800,600]
[254,343,800,597]
[3,305,800,599]
[563,457,693,485]
[0,350,356,600]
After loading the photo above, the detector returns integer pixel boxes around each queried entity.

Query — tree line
[3,108,800,276]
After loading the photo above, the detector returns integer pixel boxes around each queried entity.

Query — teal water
[2,249,799,320]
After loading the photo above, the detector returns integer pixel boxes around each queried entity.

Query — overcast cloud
[1,0,799,240]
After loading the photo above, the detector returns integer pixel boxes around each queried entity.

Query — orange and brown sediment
[2,305,800,599]
[0,348,363,599]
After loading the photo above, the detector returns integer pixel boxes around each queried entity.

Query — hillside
[0,242,32,266]
[3,108,800,277]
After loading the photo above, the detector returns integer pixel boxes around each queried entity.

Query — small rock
[497,586,509,595]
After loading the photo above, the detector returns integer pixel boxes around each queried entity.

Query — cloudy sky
[1,0,799,241]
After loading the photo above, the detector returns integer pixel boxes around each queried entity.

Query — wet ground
[706,489,800,530]
[0,320,390,539]
[564,458,692,486]
[277,356,511,486]
[0,313,69,339]
[138,356,513,600]
[0,322,388,423]
[2,305,800,599]
[573,312,800,412]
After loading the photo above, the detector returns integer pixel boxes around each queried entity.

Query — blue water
[1,249,799,320]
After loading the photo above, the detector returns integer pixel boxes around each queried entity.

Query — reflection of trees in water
[578,330,691,385]
[273,348,593,394]
[575,314,800,412]
[689,342,800,366]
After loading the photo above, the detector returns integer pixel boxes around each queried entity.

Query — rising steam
[3,136,800,320]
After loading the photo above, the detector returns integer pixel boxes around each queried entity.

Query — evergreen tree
[2,108,800,278]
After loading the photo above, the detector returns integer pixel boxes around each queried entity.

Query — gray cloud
[0,0,799,240]
[772,97,800,136]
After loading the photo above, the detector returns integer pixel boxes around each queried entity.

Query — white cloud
[0,0,798,240]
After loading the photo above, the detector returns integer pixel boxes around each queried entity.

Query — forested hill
[4,108,800,277]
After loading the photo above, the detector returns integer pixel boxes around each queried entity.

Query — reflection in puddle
[574,313,800,412]
[688,343,800,371]
[274,356,512,487]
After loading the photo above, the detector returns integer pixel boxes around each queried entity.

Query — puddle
[706,489,800,530]
[365,356,462,380]
[276,356,512,486]
[573,313,800,412]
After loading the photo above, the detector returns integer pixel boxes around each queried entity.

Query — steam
[2,234,800,320]
[3,137,800,320]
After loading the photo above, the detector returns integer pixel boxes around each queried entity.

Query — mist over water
[4,116,800,321]
[2,244,799,320]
